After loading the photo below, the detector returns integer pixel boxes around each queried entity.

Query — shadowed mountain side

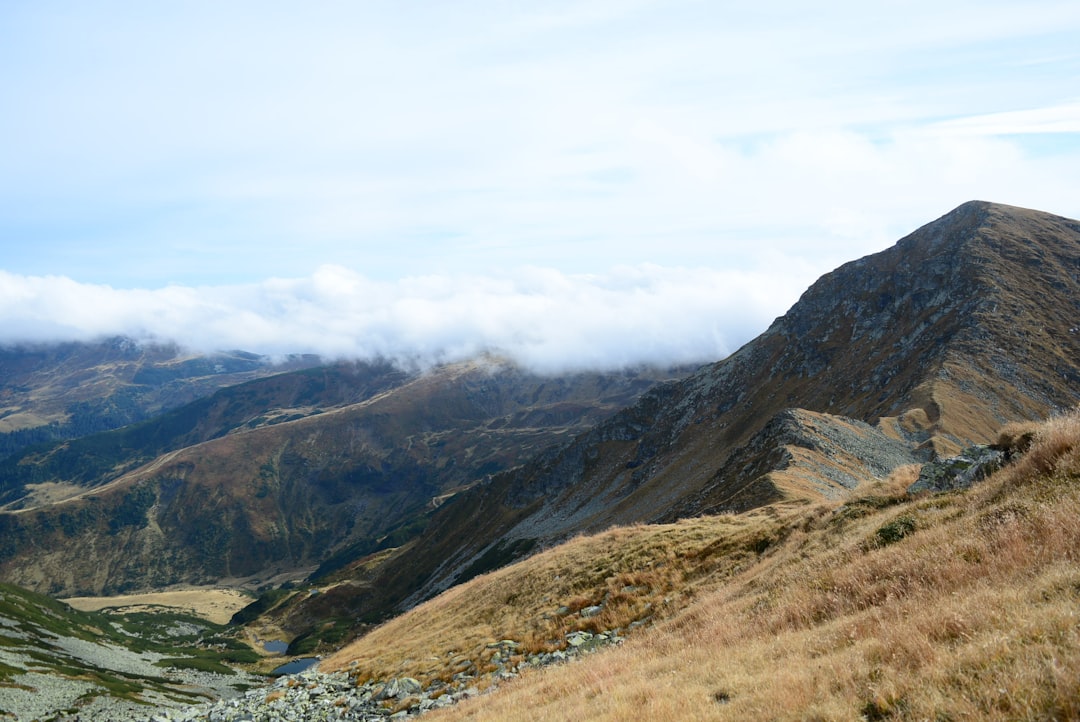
[0,360,416,507]
[0,337,322,457]
[0,359,682,595]
[311,201,1080,623]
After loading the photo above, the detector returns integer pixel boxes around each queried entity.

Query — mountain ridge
[330,200,1080,620]
[0,337,323,458]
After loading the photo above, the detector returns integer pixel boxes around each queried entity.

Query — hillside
[8,410,1080,722]
[0,358,681,596]
[292,201,1080,626]
[0,337,320,458]
[0,359,411,507]
[2,200,1079,721]
[314,408,1080,721]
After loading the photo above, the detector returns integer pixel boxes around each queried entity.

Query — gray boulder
[908,445,1005,493]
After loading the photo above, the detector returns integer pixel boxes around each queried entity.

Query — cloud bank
[0,263,817,373]
[2,1,1078,372]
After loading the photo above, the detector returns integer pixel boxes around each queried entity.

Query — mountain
[0,358,682,596]
[2,200,1077,660]
[294,201,1080,628]
[2,200,1079,720]
[314,407,1080,722]
[0,337,321,459]
[0,359,412,507]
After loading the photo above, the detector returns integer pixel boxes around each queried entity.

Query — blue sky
[2,1,1079,369]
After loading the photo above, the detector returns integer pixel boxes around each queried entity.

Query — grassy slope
[325,409,1080,721]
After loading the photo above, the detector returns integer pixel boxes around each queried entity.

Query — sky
[2,1,1079,371]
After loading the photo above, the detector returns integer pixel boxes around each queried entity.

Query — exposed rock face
[677,408,920,515]
[350,201,1080,617]
[907,445,1005,493]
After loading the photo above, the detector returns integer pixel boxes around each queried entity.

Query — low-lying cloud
[0,263,817,373]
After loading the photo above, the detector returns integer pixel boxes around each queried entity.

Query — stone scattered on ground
[122,629,623,722]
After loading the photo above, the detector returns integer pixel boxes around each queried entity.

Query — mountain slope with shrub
[0,581,261,720]
[0,359,411,507]
[0,337,320,459]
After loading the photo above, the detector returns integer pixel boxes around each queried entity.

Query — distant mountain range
[0,200,1078,656]
[0,338,321,457]
[0,354,682,595]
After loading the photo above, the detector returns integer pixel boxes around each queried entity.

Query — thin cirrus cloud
[1,1,1079,369]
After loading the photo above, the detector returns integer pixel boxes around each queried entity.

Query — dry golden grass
[328,408,1080,721]
[63,588,253,625]
[322,507,797,682]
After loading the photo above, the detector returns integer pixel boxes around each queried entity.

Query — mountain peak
[1,202,1078,642]
[764,200,1080,451]
[895,200,1080,256]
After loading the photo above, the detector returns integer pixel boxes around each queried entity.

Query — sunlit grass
[327,408,1080,721]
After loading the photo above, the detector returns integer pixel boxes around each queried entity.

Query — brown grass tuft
[854,462,922,499]
[995,420,1040,454]
[996,407,1080,487]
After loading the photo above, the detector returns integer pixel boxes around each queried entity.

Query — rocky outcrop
[907,445,1005,493]
[677,408,920,516]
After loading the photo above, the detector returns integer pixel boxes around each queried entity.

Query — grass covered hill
[324,408,1080,721]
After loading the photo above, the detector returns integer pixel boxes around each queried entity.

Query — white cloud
[929,102,1080,136]
[1,0,1079,351]
[0,264,816,373]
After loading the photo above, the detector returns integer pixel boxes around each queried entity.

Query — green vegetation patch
[0,580,260,713]
[287,617,354,656]
[155,657,236,675]
[0,660,25,683]
[874,514,917,546]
